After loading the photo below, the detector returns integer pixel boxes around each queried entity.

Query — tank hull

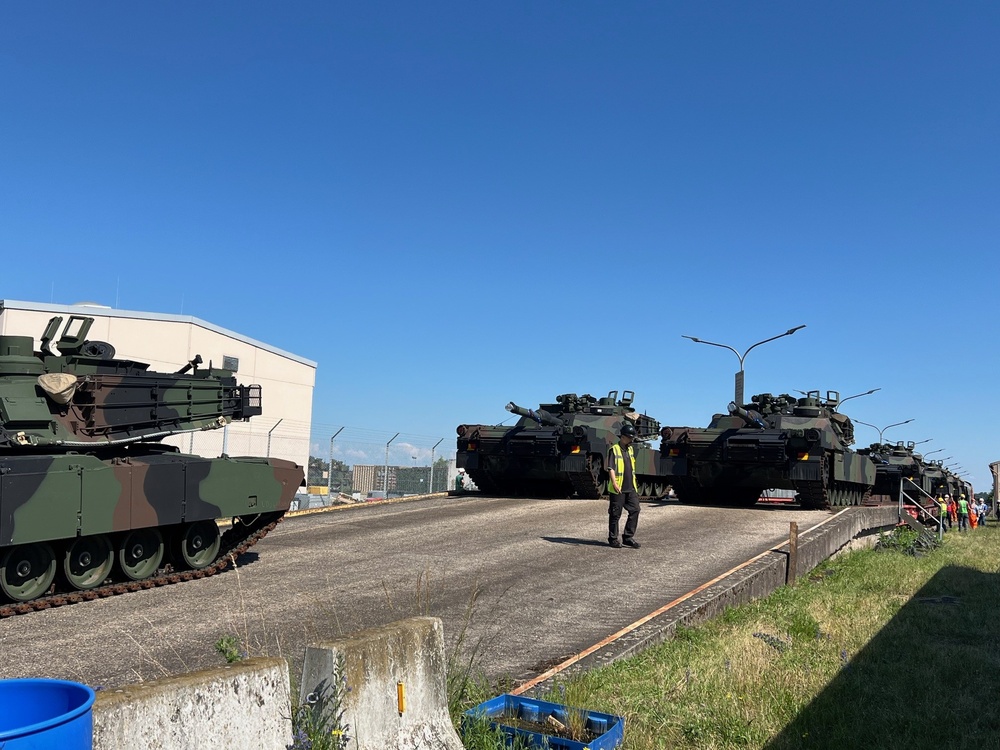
[0,445,301,605]
[1,447,300,547]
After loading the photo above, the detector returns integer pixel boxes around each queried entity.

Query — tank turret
[0,315,261,449]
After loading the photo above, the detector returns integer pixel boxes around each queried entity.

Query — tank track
[569,468,602,499]
[0,513,284,619]
[795,454,874,510]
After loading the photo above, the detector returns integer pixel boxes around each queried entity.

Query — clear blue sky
[2,3,998,486]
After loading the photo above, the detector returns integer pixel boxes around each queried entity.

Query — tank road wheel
[117,529,165,581]
[176,521,221,570]
[1,543,57,602]
[62,535,114,590]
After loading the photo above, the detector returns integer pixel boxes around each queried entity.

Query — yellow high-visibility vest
[608,443,637,494]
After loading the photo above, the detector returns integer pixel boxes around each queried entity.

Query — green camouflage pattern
[456,390,666,499]
[859,441,934,503]
[0,316,303,603]
[660,390,876,509]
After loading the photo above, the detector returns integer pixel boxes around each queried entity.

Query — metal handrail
[901,478,944,541]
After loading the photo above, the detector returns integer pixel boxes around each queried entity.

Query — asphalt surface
[0,495,827,689]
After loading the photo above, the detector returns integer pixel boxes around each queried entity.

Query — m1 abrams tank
[858,441,935,504]
[456,390,664,499]
[659,391,875,509]
[923,462,972,503]
[0,315,303,609]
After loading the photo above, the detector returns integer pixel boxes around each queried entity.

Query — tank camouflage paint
[456,390,665,499]
[660,391,876,509]
[858,441,935,504]
[0,315,303,605]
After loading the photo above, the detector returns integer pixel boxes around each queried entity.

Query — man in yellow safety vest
[607,422,641,549]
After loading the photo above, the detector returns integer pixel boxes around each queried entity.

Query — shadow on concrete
[765,564,1000,750]
[540,536,610,547]
[233,550,261,566]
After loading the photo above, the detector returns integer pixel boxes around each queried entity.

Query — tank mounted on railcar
[659,390,875,509]
[456,390,665,499]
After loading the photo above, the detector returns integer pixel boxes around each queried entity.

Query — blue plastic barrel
[0,678,95,749]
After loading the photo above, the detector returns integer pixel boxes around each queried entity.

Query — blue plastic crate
[463,693,624,749]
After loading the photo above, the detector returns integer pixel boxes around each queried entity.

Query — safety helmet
[620,423,637,437]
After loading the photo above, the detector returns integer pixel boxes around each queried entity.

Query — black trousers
[608,491,640,542]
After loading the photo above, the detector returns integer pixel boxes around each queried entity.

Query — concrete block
[301,616,463,750]
[93,657,292,750]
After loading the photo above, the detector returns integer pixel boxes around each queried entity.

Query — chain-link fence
[299,425,456,509]
[163,421,459,510]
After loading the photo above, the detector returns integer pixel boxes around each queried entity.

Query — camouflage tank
[858,441,935,503]
[0,315,303,608]
[659,390,875,509]
[925,463,972,503]
[456,390,664,499]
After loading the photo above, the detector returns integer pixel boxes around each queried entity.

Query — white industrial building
[0,300,315,470]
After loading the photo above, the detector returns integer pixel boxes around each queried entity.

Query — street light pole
[682,324,806,406]
[836,388,881,408]
[854,418,914,444]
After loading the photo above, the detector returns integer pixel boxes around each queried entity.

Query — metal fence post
[328,427,344,497]
[267,418,283,458]
[429,438,443,493]
[385,433,400,495]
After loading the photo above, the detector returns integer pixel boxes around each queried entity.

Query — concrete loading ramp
[515,505,900,693]
[83,506,900,748]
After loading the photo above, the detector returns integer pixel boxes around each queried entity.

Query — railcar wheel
[63,535,114,590]
[177,521,221,570]
[1,543,57,602]
[118,529,165,581]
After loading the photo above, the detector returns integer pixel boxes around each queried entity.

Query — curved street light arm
[680,336,743,363]
[742,325,807,364]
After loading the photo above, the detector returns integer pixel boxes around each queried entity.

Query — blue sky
[2,3,998,485]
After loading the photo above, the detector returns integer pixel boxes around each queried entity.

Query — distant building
[0,299,316,470]
[352,464,398,494]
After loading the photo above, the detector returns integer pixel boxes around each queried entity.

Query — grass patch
[452,525,1000,749]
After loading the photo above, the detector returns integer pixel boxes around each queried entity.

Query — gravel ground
[0,495,827,689]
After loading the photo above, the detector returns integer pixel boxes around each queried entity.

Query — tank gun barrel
[506,402,564,427]
[728,402,768,429]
